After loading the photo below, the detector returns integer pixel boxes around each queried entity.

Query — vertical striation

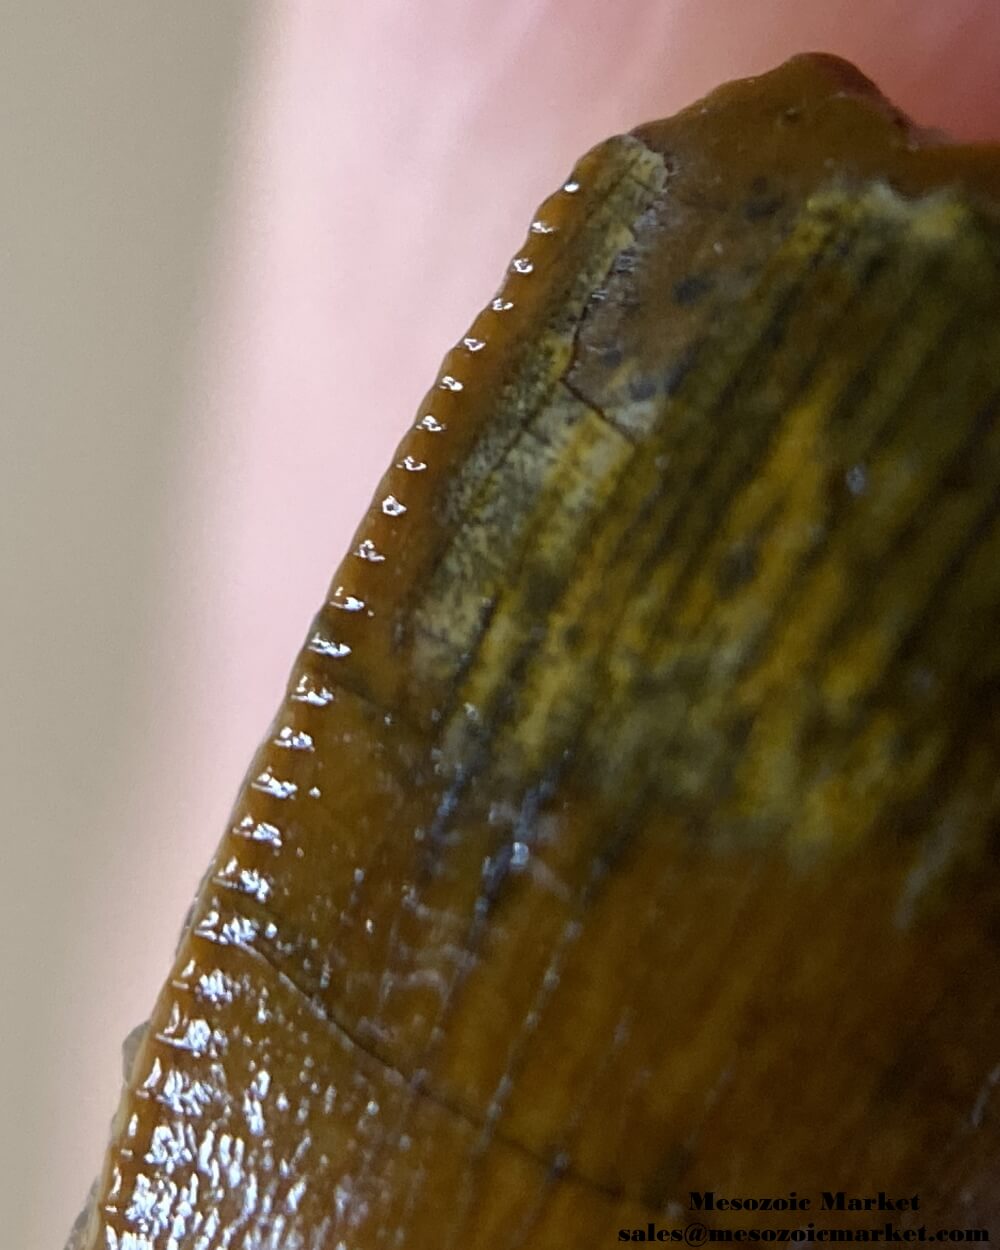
[75,54,1000,1250]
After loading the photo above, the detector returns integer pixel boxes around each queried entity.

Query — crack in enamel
[411,183,1000,869]
[75,55,1000,1250]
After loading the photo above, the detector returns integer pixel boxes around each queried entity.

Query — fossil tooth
[73,54,1000,1250]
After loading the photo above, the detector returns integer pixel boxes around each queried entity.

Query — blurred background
[3,4,999,1248]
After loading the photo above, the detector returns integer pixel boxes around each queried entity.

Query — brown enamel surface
[79,56,1000,1250]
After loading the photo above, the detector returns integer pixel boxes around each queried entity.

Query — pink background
[7,5,999,1248]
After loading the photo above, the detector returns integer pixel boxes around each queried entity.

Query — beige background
[4,5,999,1250]
[1,6,252,1247]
